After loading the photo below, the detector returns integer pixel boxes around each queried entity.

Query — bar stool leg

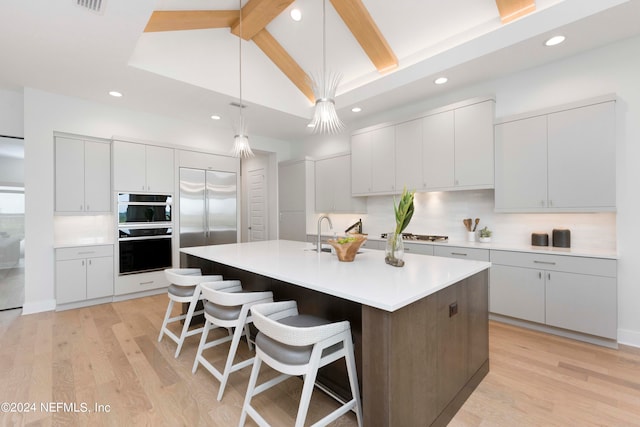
[345,339,363,427]
[295,361,320,427]
[239,357,263,427]
[158,299,175,342]
[216,323,246,401]
[192,319,212,374]
[175,289,200,358]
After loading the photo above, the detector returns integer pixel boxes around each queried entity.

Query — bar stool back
[239,300,363,427]
[192,280,273,401]
[158,268,223,357]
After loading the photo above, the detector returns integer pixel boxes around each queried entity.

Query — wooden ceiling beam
[495,0,536,24]
[330,0,397,73]
[252,29,315,103]
[230,0,296,40]
[144,10,239,32]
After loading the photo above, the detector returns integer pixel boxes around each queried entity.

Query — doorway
[0,135,25,311]
[240,152,277,243]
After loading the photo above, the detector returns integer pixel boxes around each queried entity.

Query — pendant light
[231,0,254,158]
[308,0,344,134]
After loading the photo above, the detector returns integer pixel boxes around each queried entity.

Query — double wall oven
[117,193,173,275]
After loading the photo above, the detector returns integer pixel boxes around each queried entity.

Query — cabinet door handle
[81,260,85,266]
[451,252,467,256]
[534,260,556,265]
[538,272,542,279]
[549,200,553,207]
[78,251,95,255]
[88,259,92,266]
[86,205,90,211]
[547,273,551,280]
[139,280,154,285]
[540,200,545,206]
[80,204,84,210]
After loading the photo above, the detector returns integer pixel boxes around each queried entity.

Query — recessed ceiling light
[290,8,302,21]
[307,123,315,128]
[434,77,448,85]
[211,115,221,120]
[545,35,566,47]
[109,91,123,97]
[351,107,362,113]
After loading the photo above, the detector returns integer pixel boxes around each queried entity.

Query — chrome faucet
[317,215,333,253]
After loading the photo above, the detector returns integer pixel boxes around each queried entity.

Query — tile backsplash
[312,190,616,252]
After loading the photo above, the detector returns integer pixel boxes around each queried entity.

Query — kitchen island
[181,240,491,427]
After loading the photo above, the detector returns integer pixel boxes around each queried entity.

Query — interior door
[179,168,206,248]
[248,168,267,242]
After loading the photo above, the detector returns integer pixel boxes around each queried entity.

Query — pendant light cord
[238,0,243,126]
[322,0,326,91]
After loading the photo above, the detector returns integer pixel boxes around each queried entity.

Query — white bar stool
[192,280,273,401]
[158,268,223,357]
[239,301,363,427]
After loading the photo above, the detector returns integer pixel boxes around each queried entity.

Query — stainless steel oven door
[118,227,172,275]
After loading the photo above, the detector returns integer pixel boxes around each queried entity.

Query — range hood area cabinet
[351,98,495,196]
[315,153,367,213]
[54,135,111,214]
[112,140,174,193]
[494,95,616,212]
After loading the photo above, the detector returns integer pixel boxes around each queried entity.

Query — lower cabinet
[55,245,113,306]
[489,250,617,340]
[434,245,489,261]
[404,242,434,255]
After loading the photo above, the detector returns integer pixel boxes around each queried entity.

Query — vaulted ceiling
[0,0,639,141]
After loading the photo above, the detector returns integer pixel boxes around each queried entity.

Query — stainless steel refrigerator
[179,168,237,248]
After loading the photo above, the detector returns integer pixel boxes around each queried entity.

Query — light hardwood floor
[1,294,639,426]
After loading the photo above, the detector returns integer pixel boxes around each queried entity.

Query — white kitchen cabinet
[494,115,548,210]
[423,111,455,190]
[495,97,616,212]
[403,242,434,255]
[489,249,617,340]
[315,154,366,213]
[453,100,494,188]
[547,101,616,209]
[489,264,546,323]
[395,119,423,191]
[55,136,111,213]
[55,245,113,306]
[352,97,494,196]
[279,159,314,242]
[351,126,395,195]
[113,141,175,193]
[434,245,489,261]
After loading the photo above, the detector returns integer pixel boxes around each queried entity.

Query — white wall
[0,89,23,138]
[0,156,24,185]
[22,88,292,314]
[300,35,640,347]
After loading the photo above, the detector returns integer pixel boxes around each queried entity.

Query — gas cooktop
[380,233,448,242]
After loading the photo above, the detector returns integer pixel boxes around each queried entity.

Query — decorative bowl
[327,234,367,262]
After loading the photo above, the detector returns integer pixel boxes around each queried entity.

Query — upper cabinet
[279,159,314,242]
[352,98,495,196]
[316,154,366,213]
[55,136,111,213]
[351,126,396,195]
[495,96,616,212]
[113,141,175,193]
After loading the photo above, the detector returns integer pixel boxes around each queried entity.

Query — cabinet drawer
[56,245,113,261]
[361,240,382,250]
[434,245,489,261]
[490,250,616,277]
[404,242,434,255]
[115,270,168,295]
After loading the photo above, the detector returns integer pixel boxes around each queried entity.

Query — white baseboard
[21,299,56,315]
[617,329,640,349]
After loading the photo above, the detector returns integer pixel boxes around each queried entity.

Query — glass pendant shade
[309,72,344,134]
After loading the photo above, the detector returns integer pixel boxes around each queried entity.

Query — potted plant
[385,187,415,267]
[479,226,492,243]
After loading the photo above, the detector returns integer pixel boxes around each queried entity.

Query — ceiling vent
[229,102,246,109]
[76,0,105,14]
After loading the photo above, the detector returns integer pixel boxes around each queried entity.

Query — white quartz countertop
[181,240,491,312]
